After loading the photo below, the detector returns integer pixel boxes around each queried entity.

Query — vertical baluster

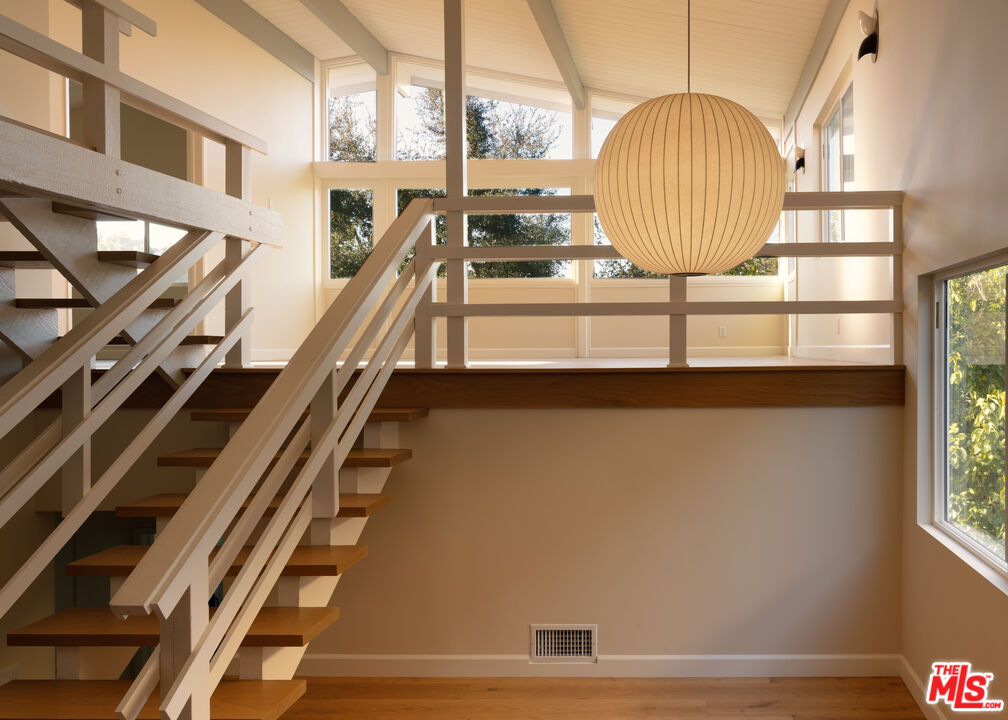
[81,1,120,157]
[414,221,437,369]
[668,275,687,367]
[444,0,468,368]
[225,140,252,367]
[309,369,339,545]
[59,364,91,513]
[891,204,903,365]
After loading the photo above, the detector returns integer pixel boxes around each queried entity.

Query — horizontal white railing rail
[110,198,436,720]
[416,190,905,368]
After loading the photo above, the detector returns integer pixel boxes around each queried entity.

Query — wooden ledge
[42,365,904,409]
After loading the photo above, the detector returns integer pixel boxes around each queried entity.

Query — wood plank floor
[283,677,925,719]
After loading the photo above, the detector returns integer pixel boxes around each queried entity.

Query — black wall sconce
[794,146,806,174]
[858,9,878,62]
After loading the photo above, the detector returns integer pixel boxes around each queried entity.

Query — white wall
[305,405,902,674]
[797,0,1008,704]
[44,0,317,354]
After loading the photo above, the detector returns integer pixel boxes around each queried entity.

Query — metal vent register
[530,624,598,663]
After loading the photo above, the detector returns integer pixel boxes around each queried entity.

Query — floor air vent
[530,624,597,663]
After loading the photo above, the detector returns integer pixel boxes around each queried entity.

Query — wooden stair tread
[157,447,412,468]
[95,250,160,267]
[0,251,51,269]
[0,679,305,720]
[16,297,177,309]
[116,492,389,519]
[67,544,367,577]
[7,606,339,648]
[190,407,428,424]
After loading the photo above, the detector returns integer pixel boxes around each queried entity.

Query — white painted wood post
[80,1,120,157]
[187,132,208,336]
[444,0,468,369]
[572,97,592,358]
[375,56,395,162]
[309,370,339,545]
[414,221,437,369]
[160,561,210,720]
[60,364,91,513]
[668,276,687,368]
[891,204,904,365]
[224,139,252,367]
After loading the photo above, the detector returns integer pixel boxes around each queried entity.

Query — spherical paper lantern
[594,93,785,276]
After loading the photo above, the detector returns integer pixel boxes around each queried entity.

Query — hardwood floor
[284,677,926,719]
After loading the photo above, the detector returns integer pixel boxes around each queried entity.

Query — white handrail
[110,200,436,720]
[110,198,435,619]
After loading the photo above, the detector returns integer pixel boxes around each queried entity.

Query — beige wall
[797,0,1008,701]
[309,405,902,672]
[42,0,317,354]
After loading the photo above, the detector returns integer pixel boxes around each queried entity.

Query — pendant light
[594,0,786,276]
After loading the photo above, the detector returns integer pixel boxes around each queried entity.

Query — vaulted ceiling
[243,0,832,119]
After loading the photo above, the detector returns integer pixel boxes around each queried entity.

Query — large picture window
[938,261,1007,567]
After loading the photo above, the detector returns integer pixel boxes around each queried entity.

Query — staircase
[1,404,426,719]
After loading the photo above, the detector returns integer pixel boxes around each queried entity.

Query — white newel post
[160,561,210,720]
[225,140,252,367]
[414,221,437,369]
[444,0,468,368]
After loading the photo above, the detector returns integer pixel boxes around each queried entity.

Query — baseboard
[790,344,892,364]
[899,656,948,720]
[299,652,903,678]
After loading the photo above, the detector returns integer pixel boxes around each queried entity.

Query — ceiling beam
[783,0,851,134]
[298,0,388,75]
[525,0,585,110]
[193,0,315,83]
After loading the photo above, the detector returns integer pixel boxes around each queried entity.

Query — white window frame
[820,83,854,243]
[932,253,1008,582]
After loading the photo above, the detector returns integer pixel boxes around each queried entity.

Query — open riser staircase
[0,3,909,720]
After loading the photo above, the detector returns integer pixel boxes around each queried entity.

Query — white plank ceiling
[243,0,831,118]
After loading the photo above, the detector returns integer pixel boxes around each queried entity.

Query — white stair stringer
[0,198,203,385]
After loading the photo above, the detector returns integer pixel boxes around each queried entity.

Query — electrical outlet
[718,326,727,338]
[0,664,19,686]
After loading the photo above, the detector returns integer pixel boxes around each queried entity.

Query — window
[394,187,571,279]
[326,63,377,162]
[822,84,854,242]
[937,261,1007,568]
[328,188,374,278]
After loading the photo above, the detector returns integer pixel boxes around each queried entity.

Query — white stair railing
[110,198,437,720]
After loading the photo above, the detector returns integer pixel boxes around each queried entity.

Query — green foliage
[946,265,1007,558]
[329,189,373,279]
[328,95,375,162]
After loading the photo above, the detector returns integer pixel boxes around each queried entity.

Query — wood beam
[192,0,315,83]
[526,0,586,110]
[62,0,157,37]
[298,0,389,75]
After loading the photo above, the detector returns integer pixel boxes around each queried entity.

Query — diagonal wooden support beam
[298,0,388,75]
[193,0,315,83]
[526,0,586,110]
